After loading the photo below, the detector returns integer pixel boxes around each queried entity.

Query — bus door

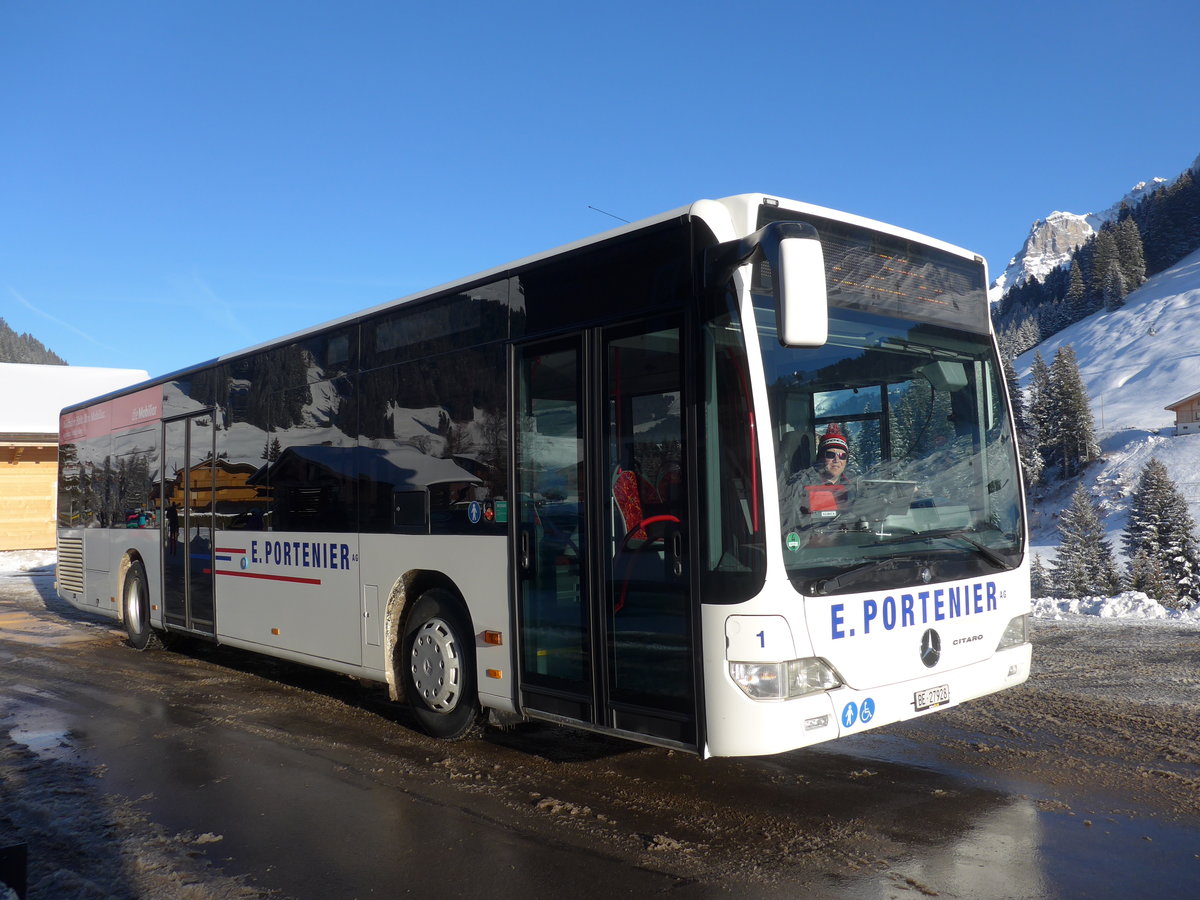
[513,320,696,749]
[162,412,216,635]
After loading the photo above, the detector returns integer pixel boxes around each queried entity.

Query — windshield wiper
[808,556,916,596]
[923,529,1010,568]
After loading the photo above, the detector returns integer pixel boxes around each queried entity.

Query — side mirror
[775,228,828,347]
[705,220,829,347]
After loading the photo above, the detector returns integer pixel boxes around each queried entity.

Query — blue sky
[3,0,1199,378]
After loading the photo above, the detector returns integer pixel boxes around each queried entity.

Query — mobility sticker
[860,697,876,724]
[841,697,877,728]
[842,701,858,728]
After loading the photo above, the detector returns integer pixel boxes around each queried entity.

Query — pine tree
[1002,357,1024,428]
[1003,357,1042,489]
[0,317,68,365]
[1102,260,1126,311]
[1051,484,1119,597]
[1140,170,1200,276]
[1065,260,1087,321]
[1115,218,1146,292]
[1127,548,1175,604]
[1019,416,1044,490]
[1027,351,1053,480]
[1122,458,1200,609]
[1039,297,1069,337]
[1030,553,1050,597]
[1047,345,1098,479]
[1087,228,1119,302]
[1020,315,1042,351]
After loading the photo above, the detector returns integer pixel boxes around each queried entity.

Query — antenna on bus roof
[587,205,630,224]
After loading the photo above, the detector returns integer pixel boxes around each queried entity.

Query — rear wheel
[401,589,482,740]
[122,561,162,651]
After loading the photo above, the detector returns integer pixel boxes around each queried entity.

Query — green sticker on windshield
[785,532,801,552]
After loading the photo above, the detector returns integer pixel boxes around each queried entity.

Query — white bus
[56,194,1030,757]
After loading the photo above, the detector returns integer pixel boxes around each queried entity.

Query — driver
[780,424,853,535]
[809,425,849,488]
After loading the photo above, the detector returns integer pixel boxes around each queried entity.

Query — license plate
[914,684,950,711]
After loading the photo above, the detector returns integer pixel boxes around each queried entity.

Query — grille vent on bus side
[57,536,84,594]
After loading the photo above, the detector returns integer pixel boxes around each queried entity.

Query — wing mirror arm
[704,220,829,347]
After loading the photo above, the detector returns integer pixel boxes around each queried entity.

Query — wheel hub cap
[410,617,461,711]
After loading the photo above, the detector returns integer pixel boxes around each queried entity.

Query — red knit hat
[818,424,848,456]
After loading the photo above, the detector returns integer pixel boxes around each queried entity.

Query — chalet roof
[1164,390,1200,411]
[0,362,148,434]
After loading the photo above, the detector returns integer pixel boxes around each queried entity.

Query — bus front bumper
[703,642,1031,758]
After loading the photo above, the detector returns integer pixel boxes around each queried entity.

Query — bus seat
[614,468,659,540]
[790,434,812,474]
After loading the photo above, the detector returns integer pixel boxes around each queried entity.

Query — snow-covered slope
[1015,248,1200,433]
[1015,247,1200,569]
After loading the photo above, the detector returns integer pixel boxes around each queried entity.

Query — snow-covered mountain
[990,179,1171,301]
[994,153,1200,303]
[1015,246,1200,564]
[990,211,1102,300]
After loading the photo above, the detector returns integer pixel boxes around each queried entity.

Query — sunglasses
[823,450,847,460]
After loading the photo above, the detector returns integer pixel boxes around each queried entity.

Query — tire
[401,589,482,740]
[122,561,162,651]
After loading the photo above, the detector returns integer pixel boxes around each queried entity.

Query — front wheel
[401,590,482,740]
[122,561,162,651]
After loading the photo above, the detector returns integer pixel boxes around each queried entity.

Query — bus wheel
[122,561,162,651]
[401,590,482,740]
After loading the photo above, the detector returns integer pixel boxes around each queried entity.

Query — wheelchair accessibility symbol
[860,697,876,724]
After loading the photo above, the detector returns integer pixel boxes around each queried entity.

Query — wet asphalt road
[2,568,1198,899]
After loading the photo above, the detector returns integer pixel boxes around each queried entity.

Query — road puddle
[0,609,111,647]
[5,703,82,764]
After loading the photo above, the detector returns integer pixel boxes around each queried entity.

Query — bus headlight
[729,658,841,701]
[996,614,1029,650]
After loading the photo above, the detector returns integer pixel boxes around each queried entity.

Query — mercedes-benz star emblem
[920,628,941,668]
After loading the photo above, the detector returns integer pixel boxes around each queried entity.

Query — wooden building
[0,363,147,551]
[1165,390,1200,436]
[0,431,59,550]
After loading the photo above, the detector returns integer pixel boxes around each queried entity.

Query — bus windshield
[754,298,1023,596]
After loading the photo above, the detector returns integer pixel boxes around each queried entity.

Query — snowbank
[1032,591,1200,624]
[0,550,56,575]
